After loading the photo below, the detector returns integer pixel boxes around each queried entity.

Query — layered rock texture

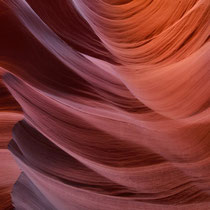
[0,0,209,209]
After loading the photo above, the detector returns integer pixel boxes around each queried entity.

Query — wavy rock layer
[0,0,210,209]
[0,69,21,210]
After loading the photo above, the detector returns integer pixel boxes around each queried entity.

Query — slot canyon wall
[0,0,209,209]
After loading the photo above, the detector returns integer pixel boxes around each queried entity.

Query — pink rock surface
[0,0,209,209]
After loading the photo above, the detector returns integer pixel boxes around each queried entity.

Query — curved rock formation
[0,0,209,209]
